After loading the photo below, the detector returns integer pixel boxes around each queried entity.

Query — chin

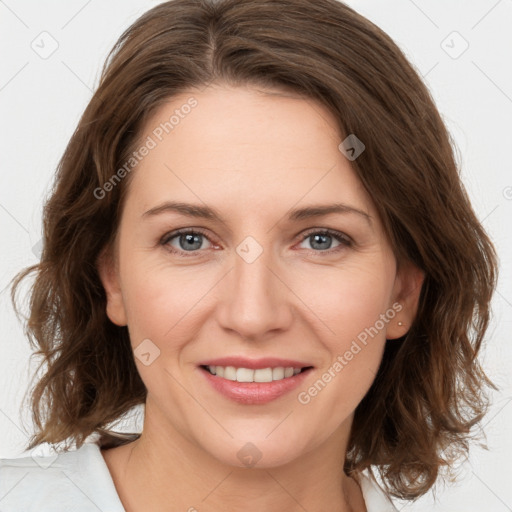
[198,430,314,470]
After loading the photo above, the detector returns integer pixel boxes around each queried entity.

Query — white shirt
[0,442,398,511]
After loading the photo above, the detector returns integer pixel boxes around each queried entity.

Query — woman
[1,0,498,510]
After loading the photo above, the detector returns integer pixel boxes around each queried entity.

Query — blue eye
[298,229,352,253]
[161,229,212,255]
[160,228,352,257]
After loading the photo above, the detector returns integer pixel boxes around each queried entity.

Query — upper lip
[198,357,314,370]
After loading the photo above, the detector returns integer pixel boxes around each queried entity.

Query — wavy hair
[10,0,498,500]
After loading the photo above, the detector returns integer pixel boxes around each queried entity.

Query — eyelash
[159,227,353,258]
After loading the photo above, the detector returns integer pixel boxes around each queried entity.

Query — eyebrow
[142,201,372,226]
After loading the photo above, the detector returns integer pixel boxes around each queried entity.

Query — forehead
[123,84,376,221]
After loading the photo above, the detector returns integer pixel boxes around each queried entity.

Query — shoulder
[0,442,124,512]
[353,469,399,512]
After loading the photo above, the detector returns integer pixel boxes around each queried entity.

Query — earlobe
[387,260,425,340]
[96,246,128,327]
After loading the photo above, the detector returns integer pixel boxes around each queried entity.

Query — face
[99,83,422,468]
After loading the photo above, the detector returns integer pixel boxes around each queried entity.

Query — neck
[101,408,366,512]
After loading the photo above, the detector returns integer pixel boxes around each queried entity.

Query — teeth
[206,365,304,383]
[272,367,284,380]
[224,366,237,381]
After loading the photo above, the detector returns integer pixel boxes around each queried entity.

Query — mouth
[196,356,315,404]
[199,364,314,383]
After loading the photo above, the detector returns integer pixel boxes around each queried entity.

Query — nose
[216,238,294,341]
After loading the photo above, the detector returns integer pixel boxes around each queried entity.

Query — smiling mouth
[200,365,314,383]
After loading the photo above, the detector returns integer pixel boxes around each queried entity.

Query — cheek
[294,265,393,422]
[119,252,215,347]
[119,234,395,352]
[292,257,395,342]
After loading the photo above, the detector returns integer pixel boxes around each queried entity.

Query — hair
[9,0,498,501]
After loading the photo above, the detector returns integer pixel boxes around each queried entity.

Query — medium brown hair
[10,0,498,500]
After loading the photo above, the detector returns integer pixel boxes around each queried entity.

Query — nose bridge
[217,233,291,339]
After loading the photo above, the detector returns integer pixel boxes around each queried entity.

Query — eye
[296,228,352,254]
[160,228,214,256]
[160,227,353,258]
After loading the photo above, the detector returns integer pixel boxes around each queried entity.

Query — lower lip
[199,366,314,405]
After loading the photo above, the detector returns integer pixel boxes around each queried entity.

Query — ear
[96,245,128,327]
[386,259,425,340]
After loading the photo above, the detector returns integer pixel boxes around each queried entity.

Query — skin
[97,83,424,512]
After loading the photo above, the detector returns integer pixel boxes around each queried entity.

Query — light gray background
[0,1,511,511]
